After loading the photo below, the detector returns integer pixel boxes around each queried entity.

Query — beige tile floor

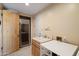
[7,46,32,56]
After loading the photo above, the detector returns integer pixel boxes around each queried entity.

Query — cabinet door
[32,44,35,56]
[32,42,40,56]
[0,10,2,56]
[35,46,40,56]
[32,44,40,56]
[3,10,19,55]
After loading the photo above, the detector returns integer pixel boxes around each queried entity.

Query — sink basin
[33,37,52,43]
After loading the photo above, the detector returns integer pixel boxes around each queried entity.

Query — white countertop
[32,37,52,43]
[41,40,78,56]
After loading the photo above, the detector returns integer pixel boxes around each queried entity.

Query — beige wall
[34,4,79,46]
[0,4,4,10]
[31,16,35,38]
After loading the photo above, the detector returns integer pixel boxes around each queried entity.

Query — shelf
[21,32,28,34]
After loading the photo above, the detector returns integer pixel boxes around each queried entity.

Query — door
[3,10,19,55]
[0,10,2,55]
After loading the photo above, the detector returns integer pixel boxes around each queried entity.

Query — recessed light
[25,3,29,6]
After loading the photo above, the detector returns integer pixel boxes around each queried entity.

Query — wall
[0,4,4,10]
[31,16,36,38]
[34,4,79,46]
[19,12,31,17]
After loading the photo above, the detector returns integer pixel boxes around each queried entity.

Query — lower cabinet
[32,39,40,56]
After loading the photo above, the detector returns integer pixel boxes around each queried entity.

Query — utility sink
[32,37,52,43]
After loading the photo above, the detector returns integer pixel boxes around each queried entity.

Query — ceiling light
[25,3,29,6]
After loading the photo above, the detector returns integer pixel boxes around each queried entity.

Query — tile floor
[7,46,32,56]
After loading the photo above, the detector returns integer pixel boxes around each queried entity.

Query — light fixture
[25,3,29,6]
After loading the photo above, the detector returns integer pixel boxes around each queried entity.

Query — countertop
[32,37,52,43]
[41,40,78,56]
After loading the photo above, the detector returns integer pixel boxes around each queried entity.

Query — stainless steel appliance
[20,16,31,47]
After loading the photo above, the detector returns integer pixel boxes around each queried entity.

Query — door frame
[0,10,3,56]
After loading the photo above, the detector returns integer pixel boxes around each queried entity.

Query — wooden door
[0,10,2,56]
[3,10,19,55]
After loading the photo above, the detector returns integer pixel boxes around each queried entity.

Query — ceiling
[3,3,51,16]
